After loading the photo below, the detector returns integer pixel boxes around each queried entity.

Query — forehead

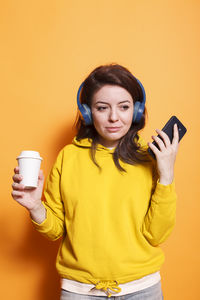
[92,85,133,104]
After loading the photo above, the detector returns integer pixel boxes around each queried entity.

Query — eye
[97,106,108,111]
[120,105,130,110]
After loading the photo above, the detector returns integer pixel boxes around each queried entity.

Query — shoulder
[55,137,91,163]
[55,143,79,163]
[61,143,78,154]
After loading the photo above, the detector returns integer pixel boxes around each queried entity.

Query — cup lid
[17,151,43,160]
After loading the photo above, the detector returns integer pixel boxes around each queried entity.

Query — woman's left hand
[148,124,179,185]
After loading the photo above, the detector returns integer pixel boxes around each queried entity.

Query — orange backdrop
[1,1,199,299]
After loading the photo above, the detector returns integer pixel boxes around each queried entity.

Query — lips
[106,127,121,132]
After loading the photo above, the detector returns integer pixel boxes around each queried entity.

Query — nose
[108,108,119,122]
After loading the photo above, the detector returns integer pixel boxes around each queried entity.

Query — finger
[12,182,25,191]
[12,174,23,183]
[156,129,171,147]
[148,142,161,157]
[151,135,166,151]
[172,123,179,145]
[14,167,20,174]
[11,190,25,198]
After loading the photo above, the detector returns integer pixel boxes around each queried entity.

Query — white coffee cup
[17,151,43,189]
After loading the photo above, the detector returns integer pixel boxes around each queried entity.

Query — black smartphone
[148,116,187,159]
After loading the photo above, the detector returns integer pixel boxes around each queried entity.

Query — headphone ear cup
[133,101,140,123]
[76,82,93,125]
[81,104,93,125]
[133,101,145,124]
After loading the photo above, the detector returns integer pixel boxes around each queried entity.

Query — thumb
[38,170,45,189]
[38,169,44,181]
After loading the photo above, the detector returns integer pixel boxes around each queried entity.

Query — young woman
[12,64,179,300]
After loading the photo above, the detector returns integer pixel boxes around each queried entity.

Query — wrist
[159,176,174,185]
[29,202,46,224]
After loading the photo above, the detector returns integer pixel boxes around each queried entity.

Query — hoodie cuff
[31,204,51,232]
[152,180,176,203]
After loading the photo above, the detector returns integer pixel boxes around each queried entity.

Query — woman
[12,64,179,300]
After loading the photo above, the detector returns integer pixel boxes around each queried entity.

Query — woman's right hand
[11,167,46,223]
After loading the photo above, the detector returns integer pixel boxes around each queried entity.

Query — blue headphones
[77,77,146,126]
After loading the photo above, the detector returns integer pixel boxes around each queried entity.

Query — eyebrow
[95,100,131,105]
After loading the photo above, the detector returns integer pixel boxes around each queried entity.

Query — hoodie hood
[72,135,148,153]
[72,137,115,153]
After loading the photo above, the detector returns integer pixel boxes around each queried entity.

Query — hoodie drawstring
[90,280,121,297]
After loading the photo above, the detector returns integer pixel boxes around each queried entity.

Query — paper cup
[17,151,43,189]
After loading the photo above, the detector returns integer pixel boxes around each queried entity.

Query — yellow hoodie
[32,136,176,296]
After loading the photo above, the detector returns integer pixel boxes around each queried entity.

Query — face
[91,85,134,148]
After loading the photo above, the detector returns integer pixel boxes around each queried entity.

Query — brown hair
[75,63,150,171]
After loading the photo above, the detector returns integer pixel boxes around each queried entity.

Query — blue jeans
[60,281,164,300]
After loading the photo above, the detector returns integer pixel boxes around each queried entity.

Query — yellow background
[1,1,199,299]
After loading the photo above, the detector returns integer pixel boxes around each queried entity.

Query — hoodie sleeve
[31,149,65,241]
[137,135,177,247]
[142,178,177,246]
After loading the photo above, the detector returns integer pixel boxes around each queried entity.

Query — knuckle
[11,191,16,198]
[13,182,20,190]
[13,175,21,182]
[168,147,172,153]
[13,174,18,181]
[171,146,175,152]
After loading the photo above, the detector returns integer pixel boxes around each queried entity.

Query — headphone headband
[135,77,146,103]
